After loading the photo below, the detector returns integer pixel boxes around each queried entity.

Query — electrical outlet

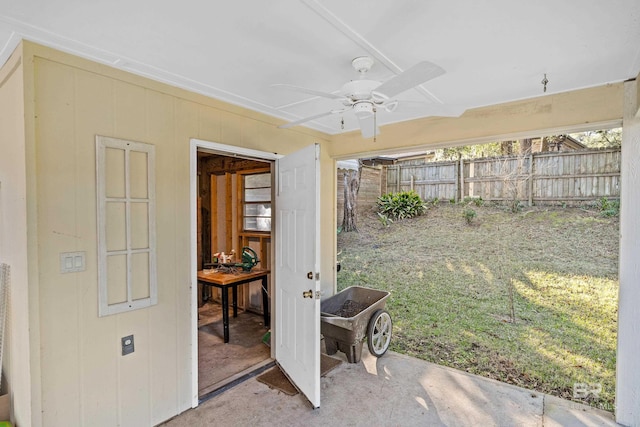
[121,335,134,356]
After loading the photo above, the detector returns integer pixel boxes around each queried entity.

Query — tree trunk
[500,140,514,156]
[520,138,533,154]
[342,167,361,232]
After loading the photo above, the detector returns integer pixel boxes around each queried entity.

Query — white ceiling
[1,0,639,136]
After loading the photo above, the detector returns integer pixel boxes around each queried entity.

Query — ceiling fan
[275,56,448,138]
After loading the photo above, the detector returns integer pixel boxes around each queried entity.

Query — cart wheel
[367,309,392,357]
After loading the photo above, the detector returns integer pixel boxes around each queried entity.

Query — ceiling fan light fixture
[353,101,374,119]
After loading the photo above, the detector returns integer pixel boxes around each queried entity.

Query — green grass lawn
[336,203,618,410]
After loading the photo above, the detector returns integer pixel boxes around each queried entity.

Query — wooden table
[197,269,270,343]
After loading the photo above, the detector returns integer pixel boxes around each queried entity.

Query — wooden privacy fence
[385,148,621,205]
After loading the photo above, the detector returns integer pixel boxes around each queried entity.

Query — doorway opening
[190,139,322,408]
[195,147,275,399]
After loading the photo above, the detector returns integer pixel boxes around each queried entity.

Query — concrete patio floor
[162,348,617,427]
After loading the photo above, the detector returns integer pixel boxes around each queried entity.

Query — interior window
[243,172,271,231]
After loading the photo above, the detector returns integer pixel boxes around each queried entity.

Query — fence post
[455,160,459,202]
[528,152,534,206]
[459,157,465,202]
[396,166,401,193]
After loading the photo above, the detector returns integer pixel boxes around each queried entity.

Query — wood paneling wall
[27,43,320,426]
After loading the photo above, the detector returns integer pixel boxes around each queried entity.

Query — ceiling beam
[328,82,624,159]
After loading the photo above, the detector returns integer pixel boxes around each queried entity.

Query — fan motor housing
[341,79,379,102]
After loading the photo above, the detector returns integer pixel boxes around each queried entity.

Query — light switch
[60,251,86,273]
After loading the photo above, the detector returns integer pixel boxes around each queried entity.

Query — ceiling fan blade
[271,83,344,100]
[375,61,445,98]
[357,115,380,139]
[278,109,344,129]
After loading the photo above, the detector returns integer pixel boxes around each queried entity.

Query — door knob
[307,272,313,279]
[302,290,313,298]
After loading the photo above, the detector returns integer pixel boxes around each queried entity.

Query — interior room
[196,151,273,397]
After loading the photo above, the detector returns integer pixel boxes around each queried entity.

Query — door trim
[189,138,282,407]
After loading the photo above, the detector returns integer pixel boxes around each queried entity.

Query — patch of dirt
[472,344,578,401]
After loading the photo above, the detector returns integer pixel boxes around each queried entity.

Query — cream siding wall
[18,41,332,426]
[0,45,35,427]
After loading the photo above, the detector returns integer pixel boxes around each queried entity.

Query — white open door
[274,143,321,408]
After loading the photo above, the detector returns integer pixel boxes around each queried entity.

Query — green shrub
[463,196,484,207]
[463,208,477,224]
[377,191,427,220]
[510,199,523,213]
[597,197,620,217]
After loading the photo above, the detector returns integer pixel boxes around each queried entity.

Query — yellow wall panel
[106,255,127,304]
[0,45,36,427]
[34,57,83,426]
[219,110,243,146]
[156,98,198,418]
[116,308,151,426]
[130,203,149,249]
[144,89,175,143]
[74,68,120,427]
[105,148,126,198]
[129,151,149,199]
[114,81,147,142]
[197,105,222,141]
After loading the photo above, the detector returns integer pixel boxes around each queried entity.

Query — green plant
[377,191,427,220]
[462,196,484,207]
[463,208,477,224]
[510,199,523,213]
[377,212,393,227]
[597,197,620,217]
